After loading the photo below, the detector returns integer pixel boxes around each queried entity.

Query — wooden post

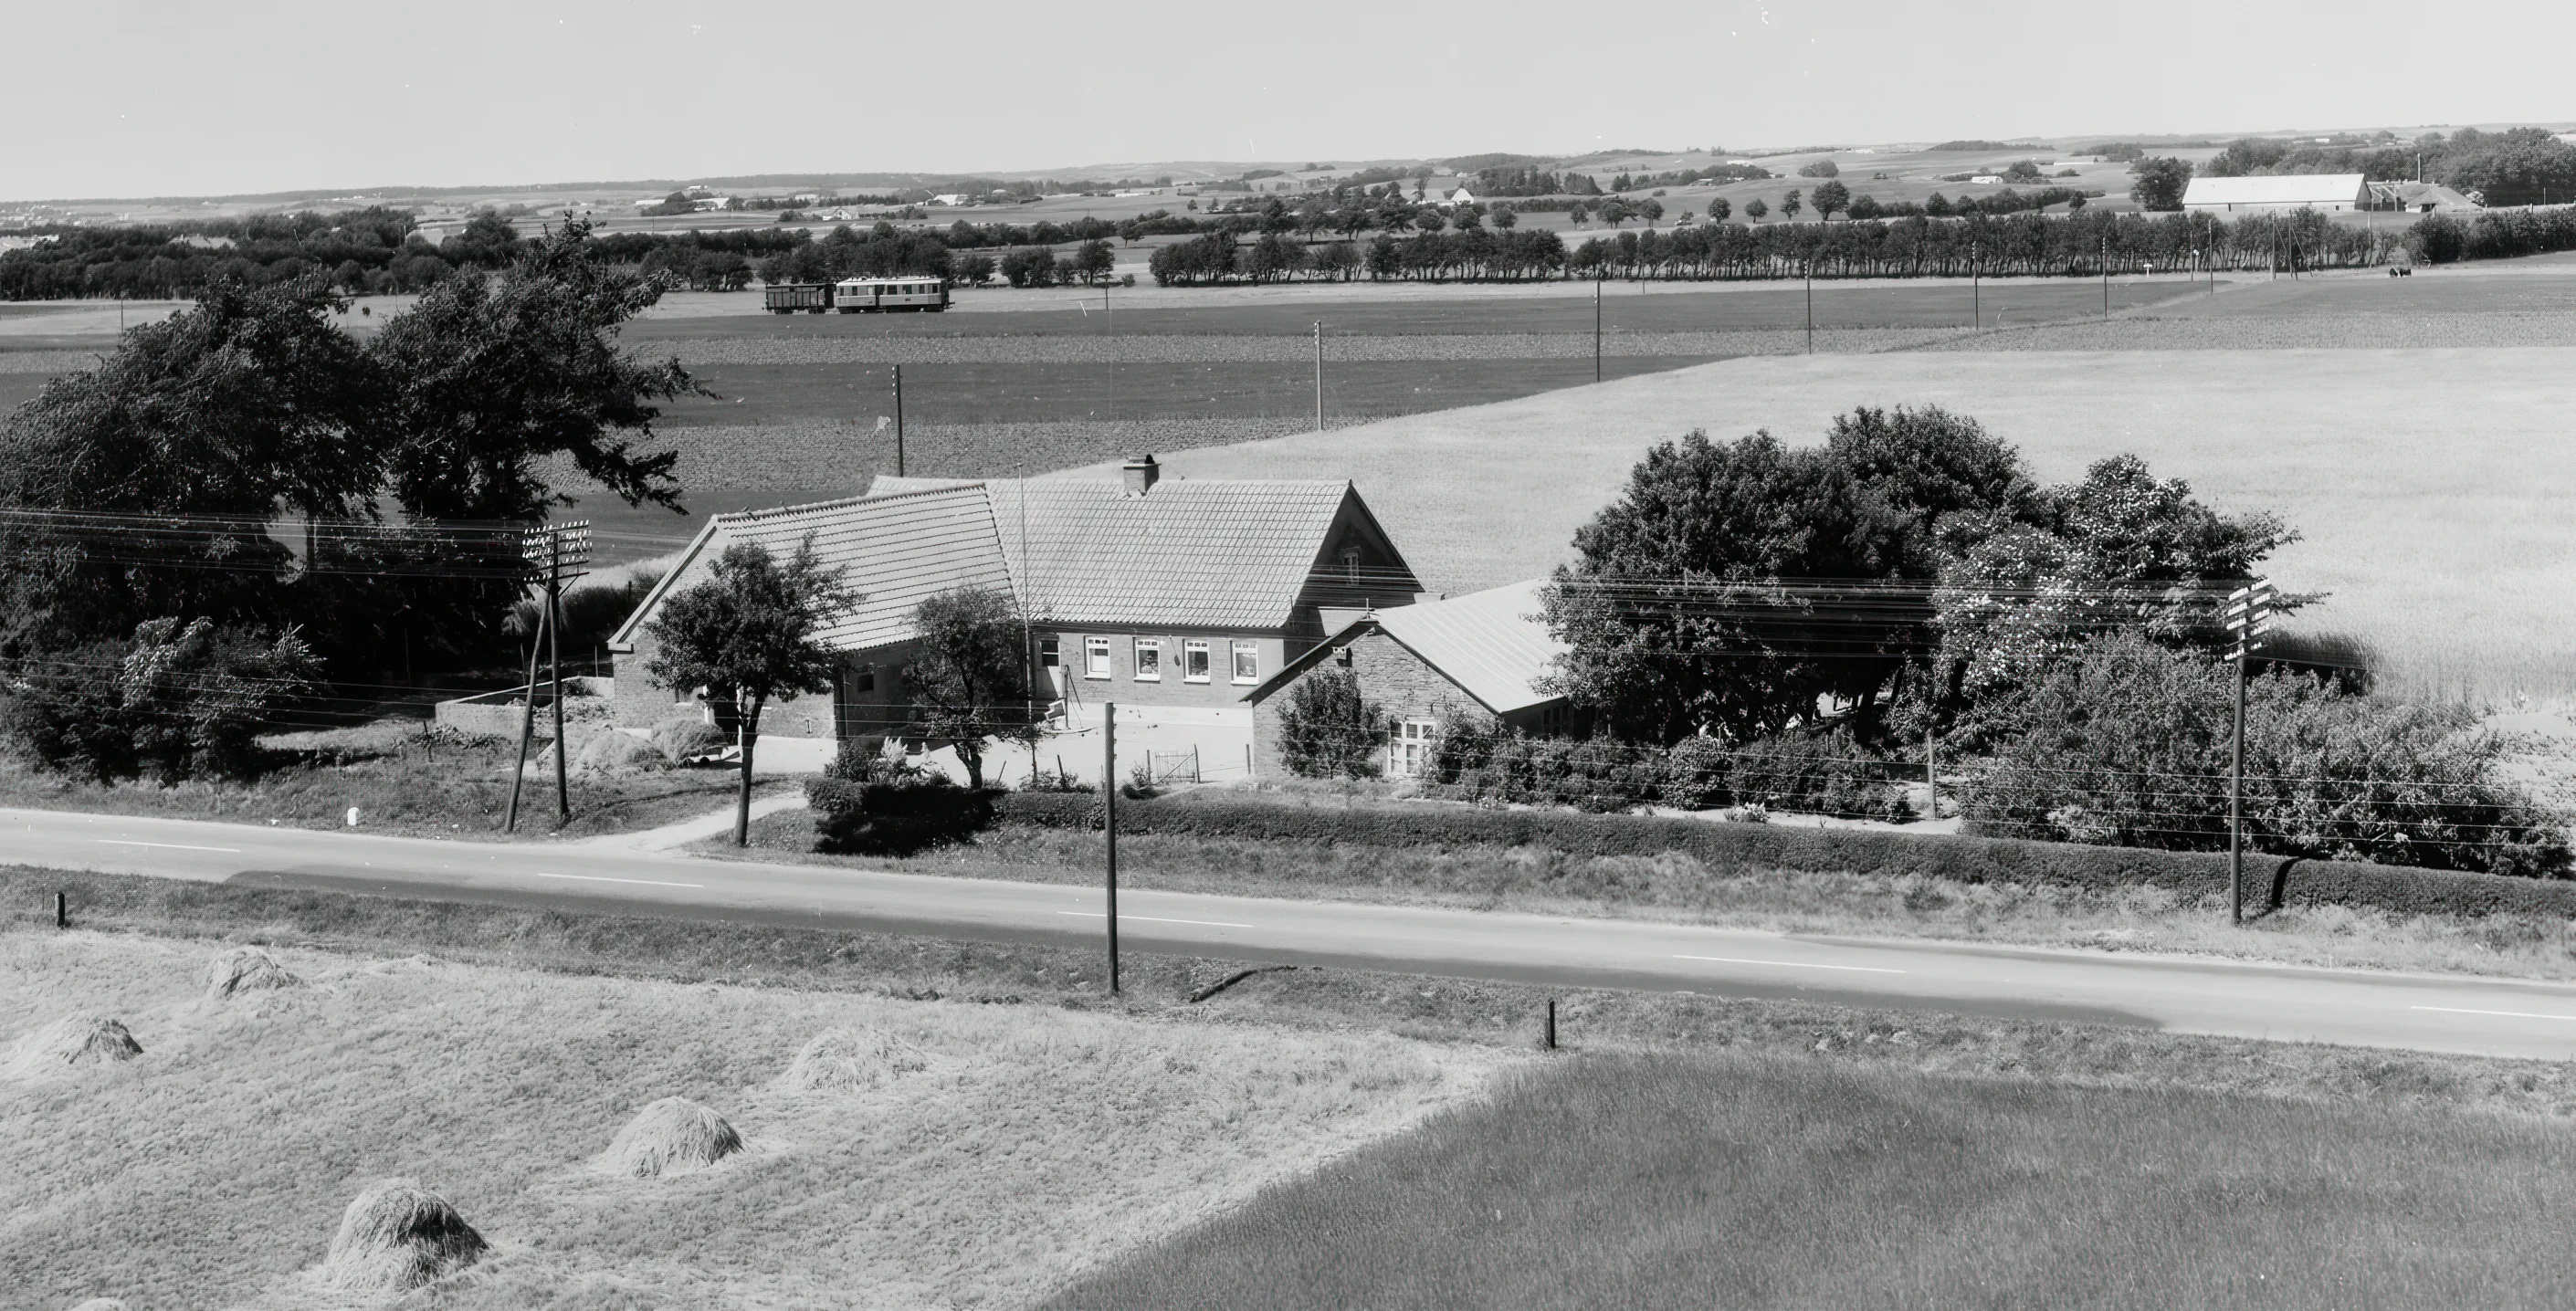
[1593,275,1602,383]
[2230,650,2247,925]
[549,540,569,824]
[892,363,905,477]
[1544,999,1557,1051]
[1312,320,1324,432]
[55,890,67,929]
[1104,703,1120,995]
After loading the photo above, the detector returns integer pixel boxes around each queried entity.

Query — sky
[5,0,2571,201]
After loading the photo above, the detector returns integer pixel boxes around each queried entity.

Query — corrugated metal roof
[1372,579,1566,714]
[2182,173,2368,206]
[871,473,1414,630]
[610,485,1014,654]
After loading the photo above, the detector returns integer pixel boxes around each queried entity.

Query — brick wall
[1047,628,1285,713]
[614,632,875,742]
[1249,629,1493,777]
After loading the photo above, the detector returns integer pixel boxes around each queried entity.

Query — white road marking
[100,839,242,854]
[1675,953,1907,975]
[535,872,705,889]
[2413,1005,2576,1023]
[1057,911,1255,929]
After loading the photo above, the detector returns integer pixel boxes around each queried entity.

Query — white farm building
[2182,173,2370,214]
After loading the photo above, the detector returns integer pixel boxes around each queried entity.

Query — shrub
[1275,667,1385,779]
[806,773,994,854]
[1429,719,1662,813]
[991,790,2576,919]
[1,618,319,782]
[1964,634,2570,877]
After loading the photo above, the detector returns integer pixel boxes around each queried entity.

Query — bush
[1965,635,2570,877]
[1275,667,1385,779]
[806,772,995,854]
[991,790,2576,919]
[1429,718,1661,813]
[2,618,319,782]
[649,715,727,764]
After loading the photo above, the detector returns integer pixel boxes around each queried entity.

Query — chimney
[1122,454,1161,497]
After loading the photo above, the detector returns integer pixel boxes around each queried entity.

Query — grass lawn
[1044,1050,2576,1311]
[725,807,2576,982]
[0,719,789,841]
[1120,345,2576,703]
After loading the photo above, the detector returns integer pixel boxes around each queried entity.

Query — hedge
[808,777,997,855]
[993,790,2576,919]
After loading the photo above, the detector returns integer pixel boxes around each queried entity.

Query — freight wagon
[762,283,832,313]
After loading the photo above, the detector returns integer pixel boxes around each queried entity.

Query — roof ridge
[710,482,989,527]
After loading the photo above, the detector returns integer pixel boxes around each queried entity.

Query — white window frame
[1390,718,1438,778]
[1183,639,1212,683]
[1231,640,1260,684]
[1039,635,1059,668]
[1083,635,1111,679]
[1132,637,1162,681]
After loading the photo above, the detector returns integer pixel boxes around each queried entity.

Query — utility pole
[1971,244,1980,329]
[2101,235,2110,316]
[1803,258,1814,353]
[1103,701,1120,994]
[2223,578,2276,925]
[504,521,590,833]
[1312,320,1324,432]
[891,364,905,477]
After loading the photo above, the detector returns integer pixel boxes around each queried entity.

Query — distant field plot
[1931,312,2576,351]
[1047,1052,2576,1311]
[1120,348,2576,703]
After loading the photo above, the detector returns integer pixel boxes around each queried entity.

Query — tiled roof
[607,485,1014,654]
[872,474,1410,630]
[1371,579,1567,714]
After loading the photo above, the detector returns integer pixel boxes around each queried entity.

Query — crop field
[1047,1051,2576,1311]
[1119,345,2576,704]
[2,928,1506,1310]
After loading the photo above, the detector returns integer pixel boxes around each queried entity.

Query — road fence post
[1104,701,1120,994]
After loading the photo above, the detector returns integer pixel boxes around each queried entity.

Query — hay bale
[3,1018,141,1079]
[207,946,300,999]
[318,1179,487,1293]
[67,1299,128,1310]
[574,729,665,776]
[599,1096,743,1178]
[778,1026,929,1093]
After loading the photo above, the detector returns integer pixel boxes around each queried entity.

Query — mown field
[1121,345,2576,704]
[1047,1051,2576,1311]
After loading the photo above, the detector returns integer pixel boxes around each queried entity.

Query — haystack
[599,1096,744,1178]
[778,1026,930,1093]
[317,1179,487,1293]
[3,1017,142,1079]
[68,1299,128,1310]
[207,946,300,999]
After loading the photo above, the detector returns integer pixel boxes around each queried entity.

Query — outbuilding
[2182,173,2370,214]
[1243,579,1579,779]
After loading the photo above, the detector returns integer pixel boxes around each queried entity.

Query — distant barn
[2182,174,2370,214]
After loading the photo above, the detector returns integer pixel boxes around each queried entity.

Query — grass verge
[723,808,2576,981]
[1042,1050,2576,1311]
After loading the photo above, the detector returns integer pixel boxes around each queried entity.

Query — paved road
[16,806,2576,1061]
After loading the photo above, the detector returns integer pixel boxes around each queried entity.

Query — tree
[1796,159,1840,178]
[1275,666,1385,778]
[1072,238,1116,284]
[1782,191,1803,221]
[2129,157,2193,211]
[901,587,1032,789]
[1639,199,1666,225]
[1,616,320,783]
[1744,197,1768,222]
[644,540,857,844]
[1491,207,1519,229]
[1709,197,1732,222]
[0,276,383,651]
[1809,180,1850,220]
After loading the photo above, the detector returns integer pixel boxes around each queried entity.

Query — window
[1184,639,1211,682]
[1231,640,1260,684]
[1039,635,1059,668]
[852,663,877,694]
[1084,636,1111,679]
[1341,547,1362,582]
[1391,718,1437,777]
[1132,638,1162,681]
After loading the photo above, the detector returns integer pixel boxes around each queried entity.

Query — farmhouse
[607,456,1425,771]
[2182,173,2370,214]
[1243,579,1578,779]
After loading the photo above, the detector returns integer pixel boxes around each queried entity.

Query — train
[762,277,951,314]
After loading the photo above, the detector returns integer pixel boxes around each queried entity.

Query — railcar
[762,283,832,314]
[831,277,951,312]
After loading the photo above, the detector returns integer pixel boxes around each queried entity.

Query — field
[1046,1051,2576,1311]
[1,928,1509,1310]
[1109,338,2576,703]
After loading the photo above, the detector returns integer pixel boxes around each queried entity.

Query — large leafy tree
[369,215,699,523]
[901,586,1033,789]
[644,540,857,844]
[2128,157,2194,211]
[0,278,382,650]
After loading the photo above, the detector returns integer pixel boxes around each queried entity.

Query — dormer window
[1341,547,1362,582]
